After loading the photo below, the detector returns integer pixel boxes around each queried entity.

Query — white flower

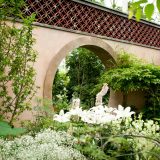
[105,106,115,113]
[53,110,70,122]
[53,104,135,125]
[0,129,87,160]
[80,105,117,124]
[69,107,83,117]
[114,105,135,118]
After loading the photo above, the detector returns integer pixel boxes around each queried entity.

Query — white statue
[95,83,109,106]
[71,98,80,109]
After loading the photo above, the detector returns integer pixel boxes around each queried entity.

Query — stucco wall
[19,24,160,121]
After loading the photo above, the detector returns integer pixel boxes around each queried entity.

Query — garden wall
[13,23,160,121]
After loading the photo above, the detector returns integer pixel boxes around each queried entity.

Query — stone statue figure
[71,98,80,109]
[95,83,109,106]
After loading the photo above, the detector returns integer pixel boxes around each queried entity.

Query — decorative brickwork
[24,0,160,48]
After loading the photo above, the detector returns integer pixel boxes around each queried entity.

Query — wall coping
[33,21,160,51]
[7,17,160,51]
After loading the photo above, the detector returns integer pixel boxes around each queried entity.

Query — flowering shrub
[53,116,160,159]
[0,129,86,160]
[17,104,160,160]
[53,105,135,124]
[52,105,160,159]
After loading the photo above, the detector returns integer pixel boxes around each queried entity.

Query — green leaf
[157,0,160,12]
[0,0,4,4]
[0,121,26,137]
[144,3,154,20]
[131,0,148,10]
[9,128,26,136]
[135,8,142,21]
[0,121,11,128]
[128,9,134,19]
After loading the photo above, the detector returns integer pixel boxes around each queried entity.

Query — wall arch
[43,37,116,100]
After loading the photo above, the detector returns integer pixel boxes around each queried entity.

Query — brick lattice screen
[24,0,160,48]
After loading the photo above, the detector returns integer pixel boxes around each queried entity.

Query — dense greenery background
[52,48,107,111]
[101,52,160,119]
[53,50,160,119]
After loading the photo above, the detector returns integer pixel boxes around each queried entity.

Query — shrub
[22,104,160,160]
[0,1,37,125]
[52,105,160,160]
[0,129,86,160]
[101,51,160,119]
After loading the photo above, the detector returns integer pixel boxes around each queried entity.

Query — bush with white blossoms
[53,104,160,159]
[0,129,86,160]
[53,105,135,124]
[108,116,160,159]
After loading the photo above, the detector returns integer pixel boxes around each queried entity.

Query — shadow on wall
[109,89,145,112]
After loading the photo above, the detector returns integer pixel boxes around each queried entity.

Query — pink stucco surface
[8,24,160,122]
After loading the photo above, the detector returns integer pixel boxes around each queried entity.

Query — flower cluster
[53,105,135,124]
[0,129,86,160]
[110,117,160,158]
[122,117,159,137]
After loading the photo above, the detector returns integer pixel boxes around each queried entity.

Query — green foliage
[157,0,160,12]
[22,116,52,135]
[102,63,160,92]
[89,0,160,21]
[129,0,160,21]
[102,52,144,92]
[0,0,26,20]
[143,87,160,119]
[135,8,142,21]
[144,3,155,20]
[52,70,70,112]
[22,98,55,134]
[52,47,106,110]
[0,121,26,137]
[0,1,37,125]
[101,51,160,119]
[66,48,105,108]
[116,51,143,68]
[31,114,160,160]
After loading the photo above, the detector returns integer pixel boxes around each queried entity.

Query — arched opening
[43,37,116,106]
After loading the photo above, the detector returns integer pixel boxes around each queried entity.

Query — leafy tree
[52,70,69,112]
[89,0,160,21]
[0,0,25,19]
[0,0,37,125]
[66,48,105,108]
[52,48,106,110]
